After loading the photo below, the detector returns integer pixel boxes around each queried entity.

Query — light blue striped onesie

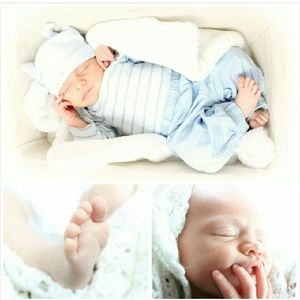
[69,47,268,173]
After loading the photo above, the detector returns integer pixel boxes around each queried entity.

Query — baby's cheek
[185,246,236,294]
[204,246,236,272]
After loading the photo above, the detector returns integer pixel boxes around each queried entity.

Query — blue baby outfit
[70,47,267,173]
[165,47,267,172]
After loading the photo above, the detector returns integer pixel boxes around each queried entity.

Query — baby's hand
[212,264,272,298]
[96,45,115,70]
[53,96,88,128]
[248,109,270,129]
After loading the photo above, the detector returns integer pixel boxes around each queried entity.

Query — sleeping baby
[152,184,273,299]
[23,23,270,173]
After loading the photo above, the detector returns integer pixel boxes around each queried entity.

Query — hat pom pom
[42,22,57,39]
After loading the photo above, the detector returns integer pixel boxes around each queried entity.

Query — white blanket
[21,17,274,173]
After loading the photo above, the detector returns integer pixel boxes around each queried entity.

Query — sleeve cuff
[68,122,99,138]
[224,102,249,135]
[256,96,268,111]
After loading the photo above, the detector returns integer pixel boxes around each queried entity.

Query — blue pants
[166,47,268,173]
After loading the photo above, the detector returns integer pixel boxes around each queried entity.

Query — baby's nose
[240,240,264,257]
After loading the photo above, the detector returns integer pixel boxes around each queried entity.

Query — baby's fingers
[102,45,115,61]
[97,60,107,70]
[255,263,268,298]
[96,45,114,61]
[254,116,267,126]
[249,119,261,129]
[257,112,269,123]
[261,110,270,119]
[232,264,256,298]
[212,270,240,298]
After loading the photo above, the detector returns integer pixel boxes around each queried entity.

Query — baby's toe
[79,201,92,215]
[71,208,89,225]
[255,89,261,99]
[64,237,77,260]
[64,223,80,238]
[248,79,255,90]
[251,84,259,94]
[238,76,245,88]
[244,76,251,88]
[90,197,108,223]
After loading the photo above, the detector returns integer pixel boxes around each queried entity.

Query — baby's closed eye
[211,227,240,238]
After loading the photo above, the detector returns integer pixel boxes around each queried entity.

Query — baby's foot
[48,197,109,289]
[235,76,261,118]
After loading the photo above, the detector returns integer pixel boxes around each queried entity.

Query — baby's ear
[20,63,38,80]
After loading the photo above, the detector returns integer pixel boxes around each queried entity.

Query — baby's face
[178,186,271,298]
[59,57,103,108]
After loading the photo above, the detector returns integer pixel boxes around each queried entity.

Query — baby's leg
[3,189,54,271]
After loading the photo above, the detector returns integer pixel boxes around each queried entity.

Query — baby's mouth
[230,264,258,289]
[245,267,255,275]
[235,260,265,276]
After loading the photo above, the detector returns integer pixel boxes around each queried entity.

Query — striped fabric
[88,55,173,135]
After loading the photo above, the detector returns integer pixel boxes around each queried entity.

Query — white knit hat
[152,185,193,299]
[21,23,95,96]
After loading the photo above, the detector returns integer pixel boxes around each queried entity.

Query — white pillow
[86,17,246,81]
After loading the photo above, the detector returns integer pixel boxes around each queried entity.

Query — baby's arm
[212,264,272,298]
[53,96,88,128]
[68,113,120,141]
[53,97,120,140]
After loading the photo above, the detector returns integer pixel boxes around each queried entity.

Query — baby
[152,185,272,299]
[26,25,270,173]
[3,184,136,290]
